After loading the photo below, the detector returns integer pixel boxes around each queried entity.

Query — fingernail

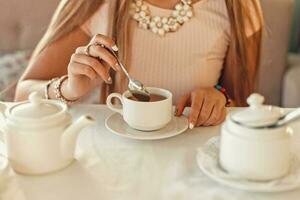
[189,123,194,129]
[112,45,118,52]
[106,77,112,84]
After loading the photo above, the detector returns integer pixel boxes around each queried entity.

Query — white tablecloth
[11,105,300,200]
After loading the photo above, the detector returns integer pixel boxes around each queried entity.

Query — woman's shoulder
[80,0,117,37]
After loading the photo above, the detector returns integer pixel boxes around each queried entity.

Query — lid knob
[247,93,265,108]
[28,92,43,106]
[231,93,283,127]
[9,92,64,119]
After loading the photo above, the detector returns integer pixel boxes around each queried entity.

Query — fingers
[90,34,118,51]
[202,99,227,126]
[188,88,228,128]
[189,93,204,129]
[90,45,119,71]
[214,108,227,125]
[175,94,190,116]
[76,46,120,71]
[196,98,214,127]
[68,62,97,80]
[202,105,220,126]
[70,53,111,83]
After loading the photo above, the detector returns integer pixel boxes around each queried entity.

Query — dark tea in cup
[107,87,172,131]
[128,94,166,102]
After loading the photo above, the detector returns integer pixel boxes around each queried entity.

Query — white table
[15,105,300,200]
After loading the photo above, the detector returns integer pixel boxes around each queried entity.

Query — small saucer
[197,137,300,192]
[105,113,188,140]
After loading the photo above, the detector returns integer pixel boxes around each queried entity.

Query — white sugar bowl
[219,93,294,181]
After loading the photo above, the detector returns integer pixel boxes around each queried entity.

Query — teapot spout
[61,115,95,159]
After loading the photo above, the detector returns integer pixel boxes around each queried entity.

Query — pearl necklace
[130,0,194,36]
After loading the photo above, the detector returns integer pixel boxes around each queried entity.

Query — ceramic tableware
[198,137,300,192]
[0,92,95,175]
[105,112,188,140]
[219,93,298,181]
[106,87,172,131]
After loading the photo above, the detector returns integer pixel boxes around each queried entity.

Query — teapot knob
[247,93,265,108]
[29,92,43,105]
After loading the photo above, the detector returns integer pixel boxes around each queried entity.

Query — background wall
[0,0,59,52]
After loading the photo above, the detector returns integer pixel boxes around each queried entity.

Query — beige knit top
[81,0,262,104]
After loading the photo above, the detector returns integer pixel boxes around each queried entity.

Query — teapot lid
[231,93,283,127]
[9,92,63,119]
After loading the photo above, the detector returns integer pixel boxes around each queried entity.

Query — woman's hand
[62,34,120,100]
[175,87,227,128]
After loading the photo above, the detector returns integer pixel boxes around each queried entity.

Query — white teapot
[219,93,299,181]
[0,92,94,175]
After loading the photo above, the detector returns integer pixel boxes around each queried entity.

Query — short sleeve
[80,1,117,37]
[244,0,264,37]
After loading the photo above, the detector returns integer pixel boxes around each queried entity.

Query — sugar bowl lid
[6,92,67,122]
[231,93,283,128]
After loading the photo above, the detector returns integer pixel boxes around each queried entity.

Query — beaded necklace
[131,0,194,36]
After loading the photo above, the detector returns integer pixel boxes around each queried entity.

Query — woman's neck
[145,0,182,9]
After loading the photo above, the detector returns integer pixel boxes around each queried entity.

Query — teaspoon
[233,107,300,129]
[102,45,150,102]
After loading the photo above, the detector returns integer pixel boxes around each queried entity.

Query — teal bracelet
[214,84,232,106]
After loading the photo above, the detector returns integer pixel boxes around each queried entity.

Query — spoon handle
[103,46,132,80]
[277,108,300,127]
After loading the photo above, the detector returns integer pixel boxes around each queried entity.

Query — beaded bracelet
[45,77,59,99]
[214,84,232,107]
[54,75,77,104]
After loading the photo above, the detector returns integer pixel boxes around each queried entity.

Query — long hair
[32,0,263,106]
[223,0,263,106]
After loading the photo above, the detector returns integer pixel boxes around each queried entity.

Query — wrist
[218,90,227,105]
[214,84,231,107]
[60,77,80,101]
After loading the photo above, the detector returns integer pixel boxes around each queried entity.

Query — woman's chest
[128,5,231,85]
[128,0,231,68]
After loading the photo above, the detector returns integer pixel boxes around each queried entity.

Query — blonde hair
[32,0,263,106]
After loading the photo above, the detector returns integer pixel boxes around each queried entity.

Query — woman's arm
[15,28,119,102]
[16,28,89,101]
[174,31,262,128]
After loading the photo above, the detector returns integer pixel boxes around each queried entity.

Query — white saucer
[197,137,300,192]
[105,113,188,140]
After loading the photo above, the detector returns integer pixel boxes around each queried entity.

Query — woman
[15,0,263,128]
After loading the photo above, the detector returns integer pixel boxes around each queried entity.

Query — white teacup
[106,87,172,131]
